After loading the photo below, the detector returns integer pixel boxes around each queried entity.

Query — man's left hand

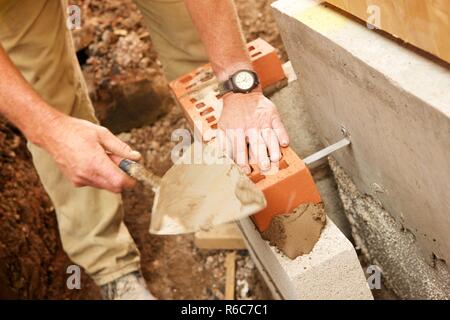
[218,92,290,174]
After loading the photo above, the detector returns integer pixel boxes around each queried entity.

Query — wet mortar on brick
[262,203,326,259]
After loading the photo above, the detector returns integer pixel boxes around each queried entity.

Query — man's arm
[0,44,139,193]
[185,0,289,173]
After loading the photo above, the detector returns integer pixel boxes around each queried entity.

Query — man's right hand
[1,45,139,193]
[34,115,141,193]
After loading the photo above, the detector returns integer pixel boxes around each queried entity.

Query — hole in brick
[279,160,289,170]
[206,116,216,123]
[250,172,265,183]
[251,51,262,58]
[190,98,197,103]
[180,75,193,84]
[200,107,214,116]
[196,102,205,109]
[186,83,197,90]
[248,45,255,51]
[200,72,214,83]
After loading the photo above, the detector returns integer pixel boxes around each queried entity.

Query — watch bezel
[230,70,260,93]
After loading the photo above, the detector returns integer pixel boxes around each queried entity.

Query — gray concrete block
[238,217,373,299]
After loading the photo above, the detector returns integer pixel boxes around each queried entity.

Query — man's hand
[185,0,290,172]
[34,115,141,193]
[218,92,289,173]
[0,44,139,193]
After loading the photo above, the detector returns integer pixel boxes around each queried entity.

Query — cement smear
[262,203,326,259]
[329,157,450,299]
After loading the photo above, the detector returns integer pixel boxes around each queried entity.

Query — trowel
[118,142,267,235]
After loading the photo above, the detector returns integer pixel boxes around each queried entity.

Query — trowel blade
[149,142,267,235]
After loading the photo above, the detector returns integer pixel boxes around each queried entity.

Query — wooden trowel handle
[118,159,161,190]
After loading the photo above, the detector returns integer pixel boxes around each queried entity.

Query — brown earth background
[0,0,286,299]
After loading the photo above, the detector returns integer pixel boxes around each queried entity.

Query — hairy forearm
[184,1,289,171]
[185,0,253,82]
[0,44,62,145]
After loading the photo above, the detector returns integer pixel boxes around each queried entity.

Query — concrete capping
[238,217,373,300]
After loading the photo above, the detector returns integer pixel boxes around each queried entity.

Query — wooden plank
[325,0,450,63]
[194,223,247,250]
[224,252,236,300]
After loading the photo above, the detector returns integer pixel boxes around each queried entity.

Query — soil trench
[0,0,282,299]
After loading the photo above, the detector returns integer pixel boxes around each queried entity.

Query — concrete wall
[272,0,450,298]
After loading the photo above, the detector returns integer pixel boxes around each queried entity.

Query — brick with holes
[248,38,286,90]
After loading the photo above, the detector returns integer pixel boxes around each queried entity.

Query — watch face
[233,71,255,91]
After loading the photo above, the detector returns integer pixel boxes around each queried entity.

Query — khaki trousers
[0,0,207,285]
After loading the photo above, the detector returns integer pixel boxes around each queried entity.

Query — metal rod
[303,138,351,166]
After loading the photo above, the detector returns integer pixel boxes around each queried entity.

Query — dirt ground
[0,0,283,299]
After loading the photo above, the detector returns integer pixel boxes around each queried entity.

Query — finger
[261,128,281,162]
[228,128,250,174]
[73,163,132,194]
[98,127,141,161]
[247,128,270,171]
[108,154,125,166]
[217,129,233,159]
[93,153,136,193]
[107,154,138,189]
[272,116,290,147]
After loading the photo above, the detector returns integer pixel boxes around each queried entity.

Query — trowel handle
[118,159,161,190]
[118,159,137,175]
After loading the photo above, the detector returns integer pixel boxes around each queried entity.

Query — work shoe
[100,271,157,300]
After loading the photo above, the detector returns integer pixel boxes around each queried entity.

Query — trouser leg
[133,0,208,81]
[0,0,140,285]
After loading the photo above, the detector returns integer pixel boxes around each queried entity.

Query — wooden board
[325,0,450,63]
[194,223,246,250]
[225,252,236,300]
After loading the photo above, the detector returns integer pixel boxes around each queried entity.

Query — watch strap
[218,79,234,96]
[217,70,260,98]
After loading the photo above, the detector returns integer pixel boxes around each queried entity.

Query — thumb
[98,128,141,161]
[108,154,127,166]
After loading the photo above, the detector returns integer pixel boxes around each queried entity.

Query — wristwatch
[218,70,260,97]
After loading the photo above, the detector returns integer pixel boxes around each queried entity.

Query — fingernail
[130,150,141,159]
[242,166,251,174]
[261,161,270,171]
[271,154,281,162]
[281,140,288,147]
